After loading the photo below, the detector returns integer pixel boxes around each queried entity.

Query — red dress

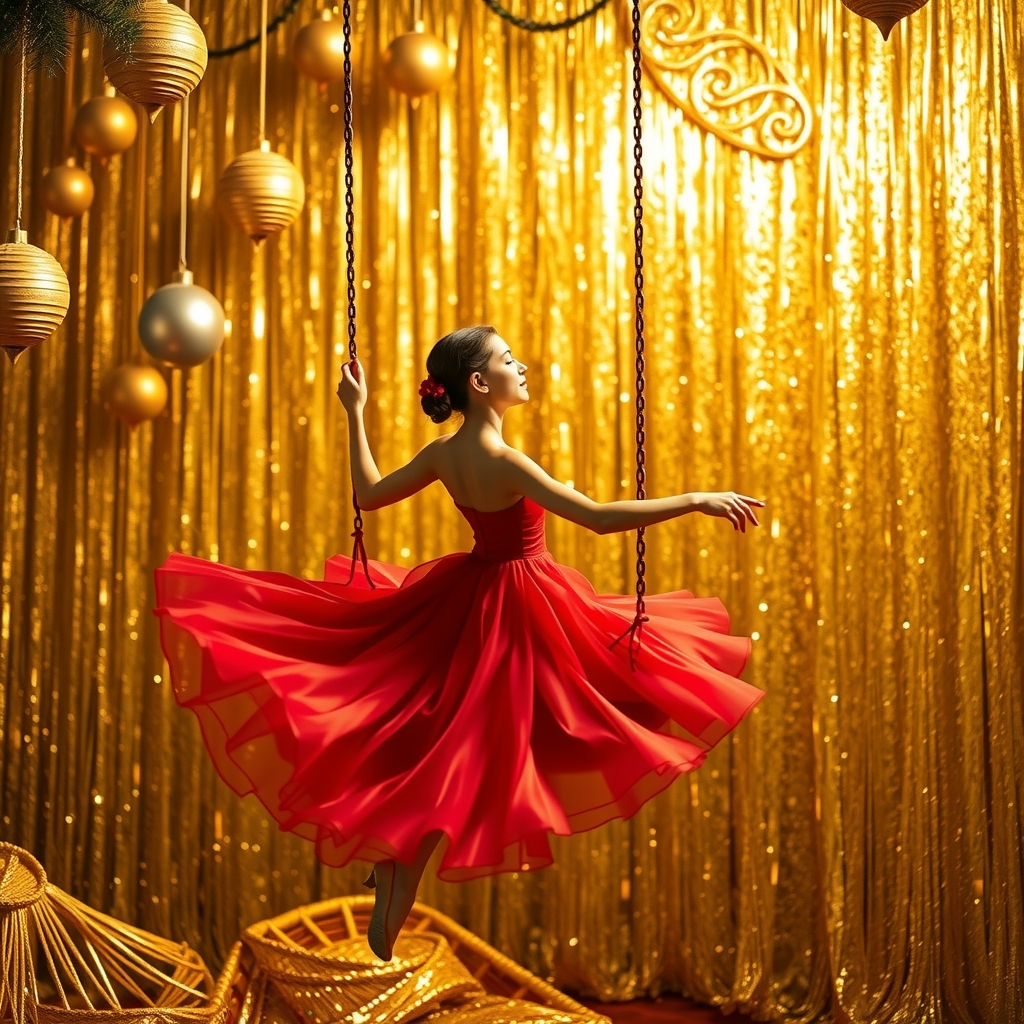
[153,495,762,882]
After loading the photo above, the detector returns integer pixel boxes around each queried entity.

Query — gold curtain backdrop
[0,0,1021,1019]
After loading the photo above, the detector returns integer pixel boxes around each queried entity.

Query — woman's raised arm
[337,359,440,511]
[497,448,763,534]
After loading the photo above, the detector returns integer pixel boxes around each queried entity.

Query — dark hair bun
[421,325,497,423]
[421,391,452,423]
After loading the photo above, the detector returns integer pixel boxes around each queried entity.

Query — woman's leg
[367,829,444,960]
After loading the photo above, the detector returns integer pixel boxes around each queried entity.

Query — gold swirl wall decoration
[638,0,812,159]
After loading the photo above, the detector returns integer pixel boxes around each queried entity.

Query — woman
[154,324,765,963]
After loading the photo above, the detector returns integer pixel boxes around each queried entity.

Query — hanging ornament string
[179,0,191,273]
[608,0,648,672]
[259,0,268,143]
[133,116,148,364]
[340,0,373,588]
[61,20,75,159]
[16,32,26,234]
[478,0,614,32]
[179,95,189,271]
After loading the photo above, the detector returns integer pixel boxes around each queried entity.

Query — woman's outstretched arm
[337,359,439,511]
[497,447,763,534]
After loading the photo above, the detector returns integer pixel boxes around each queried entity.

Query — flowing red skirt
[154,523,761,881]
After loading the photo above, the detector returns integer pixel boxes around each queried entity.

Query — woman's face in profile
[474,333,528,408]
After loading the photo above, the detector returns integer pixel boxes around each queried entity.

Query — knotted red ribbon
[343,524,375,588]
[609,611,649,671]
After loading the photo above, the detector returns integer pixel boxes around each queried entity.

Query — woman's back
[432,431,523,512]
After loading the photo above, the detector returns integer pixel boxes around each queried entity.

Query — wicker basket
[0,843,219,1024]
[238,895,610,1024]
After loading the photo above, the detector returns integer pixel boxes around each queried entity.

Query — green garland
[0,0,141,75]
[479,0,614,32]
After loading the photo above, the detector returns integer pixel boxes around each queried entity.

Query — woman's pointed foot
[366,860,396,961]
[361,868,376,889]
[365,833,443,963]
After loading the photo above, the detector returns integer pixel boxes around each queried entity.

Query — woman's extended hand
[337,358,367,414]
[694,491,765,532]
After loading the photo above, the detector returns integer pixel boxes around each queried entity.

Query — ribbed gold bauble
[102,0,208,122]
[841,0,930,38]
[293,10,348,85]
[381,24,453,105]
[103,363,168,427]
[72,95,138,161]
[40,159,95,218]
[0,231,71,366]
[217,142,306,246]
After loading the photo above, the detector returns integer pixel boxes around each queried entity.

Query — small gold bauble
[840,0,930,37]
[102,0,208,122]
[293,10,348,85]
[217,142,306,246]
[0,230,71,366]
[40,159,95,218]
[103,363,168,427]
[72,95,138,161]
[381,25,453,103]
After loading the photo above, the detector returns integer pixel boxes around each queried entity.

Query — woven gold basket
[0,843,218,1024]
[238,895,610,1024]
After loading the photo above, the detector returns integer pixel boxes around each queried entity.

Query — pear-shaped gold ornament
[217,141,306,246]
[0,231,71,365]
[840,0,931,38]
[102,0,208,122]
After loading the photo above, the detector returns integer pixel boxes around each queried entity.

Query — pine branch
[0,0,142,75]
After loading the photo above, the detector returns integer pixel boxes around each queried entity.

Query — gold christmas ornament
[101,0,208,122]
[103,363,168,427]
[138,270,226,368]
[72,94,138,162]
[216,141,306,246]
[40,159,95,218]
[840,0,931,38]
[381,23,453,105]
[0,230,71,365]
[293,9,348,85]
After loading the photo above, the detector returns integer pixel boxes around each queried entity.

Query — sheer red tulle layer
[153,496,762,882]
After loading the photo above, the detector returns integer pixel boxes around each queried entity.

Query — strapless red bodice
[454,496,548,562]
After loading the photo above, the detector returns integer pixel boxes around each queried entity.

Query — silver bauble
[138,269,225,368]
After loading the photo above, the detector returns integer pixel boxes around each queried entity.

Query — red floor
[577,995,752,1023]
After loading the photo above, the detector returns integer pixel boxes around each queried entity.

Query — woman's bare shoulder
[492,443,534,468]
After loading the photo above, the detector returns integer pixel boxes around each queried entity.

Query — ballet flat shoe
[362,869,376,889]
[366,860,396,961]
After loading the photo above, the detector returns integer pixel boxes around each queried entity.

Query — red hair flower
[418,374,445,399]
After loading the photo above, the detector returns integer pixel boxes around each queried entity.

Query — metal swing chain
[341,0,375,588]
[609,0,648,671]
